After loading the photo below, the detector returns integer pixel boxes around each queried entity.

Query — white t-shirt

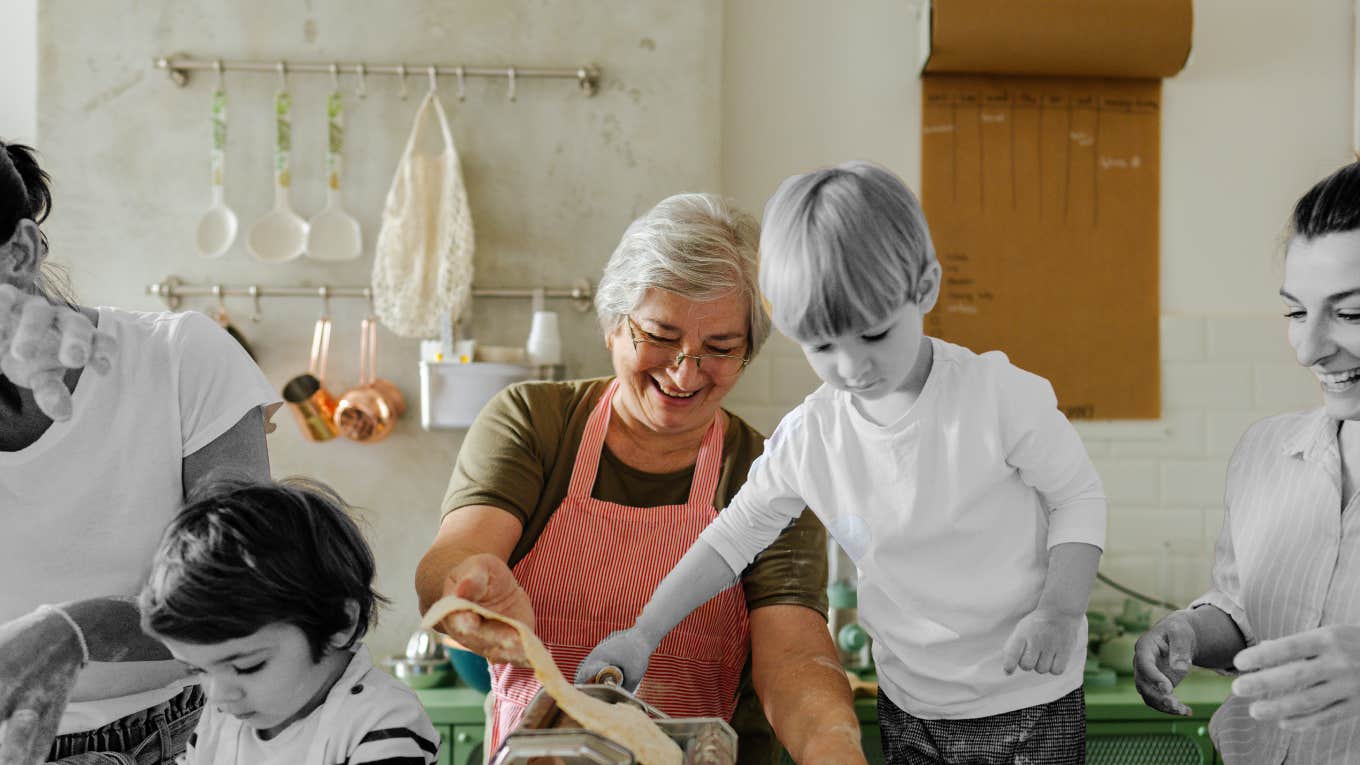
[701,337,1106,719]
[182,646,439,765]
[0,307,280,733]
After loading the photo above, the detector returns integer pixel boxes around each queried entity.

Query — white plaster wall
[35,0,721,661]
[0,0,37,142]
[720,0,1355,612]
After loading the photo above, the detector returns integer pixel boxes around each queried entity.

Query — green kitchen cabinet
[1084,670,1233,765]
[416,687,490,765]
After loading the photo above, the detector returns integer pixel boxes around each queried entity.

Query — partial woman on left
[0,140,280,765]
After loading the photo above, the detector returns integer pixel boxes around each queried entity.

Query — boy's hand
[575,628,656,691]
[433,554,534,667]
[1002,607,1080,676]
[1133,610,1197,716]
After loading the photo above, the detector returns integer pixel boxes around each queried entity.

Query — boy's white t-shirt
[182,646,439,765]
[702,337,1107,719]
[0,307,280,733]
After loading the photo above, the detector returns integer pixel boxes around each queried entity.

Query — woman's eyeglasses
[625,316,749,376]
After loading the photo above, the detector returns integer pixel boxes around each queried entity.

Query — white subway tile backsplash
[1107,410,1205,457]
[1079,438,1111,457]
[1161,315,1206,361]
[1206,316,1295,363]
[1090,458,1160,505]
[1106,506,1206,553]
[1096,553,1160,604]
[1160,458,1230,506]
[1206,409,1277,457]
[1162,362,1254,409]
[1252,364,1322,411]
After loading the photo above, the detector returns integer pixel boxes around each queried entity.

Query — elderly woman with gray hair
[415,193,868,763]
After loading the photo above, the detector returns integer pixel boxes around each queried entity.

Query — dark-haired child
[139,477,438,765]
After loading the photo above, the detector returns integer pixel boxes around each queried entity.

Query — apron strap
[564,379,619,500]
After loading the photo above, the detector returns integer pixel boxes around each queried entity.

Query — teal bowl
[445,647,492,693]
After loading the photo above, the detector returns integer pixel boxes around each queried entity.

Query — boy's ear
[1,219,46,285]
[915,261,942,314]
[327,599,362,649]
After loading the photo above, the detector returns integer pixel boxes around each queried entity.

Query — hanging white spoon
[306,87,363,261]
[196,72,237,258]
[249,69,308,263]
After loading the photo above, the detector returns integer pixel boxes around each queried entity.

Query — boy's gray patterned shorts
[876,686,1085,765]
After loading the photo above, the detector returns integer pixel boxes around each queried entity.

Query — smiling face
[162,622,351,739]
[1282,228,1360,420]
[608,287,749,439]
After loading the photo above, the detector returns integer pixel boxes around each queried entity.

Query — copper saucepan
[333,314,405,443]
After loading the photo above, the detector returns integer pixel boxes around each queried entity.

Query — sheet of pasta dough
[422,596,683,765]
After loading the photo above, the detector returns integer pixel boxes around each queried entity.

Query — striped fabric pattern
[487,380,750,750]
[1191,408,1360,764]
[346,727,441,764]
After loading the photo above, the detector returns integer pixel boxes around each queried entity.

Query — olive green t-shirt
[442,377,828,765]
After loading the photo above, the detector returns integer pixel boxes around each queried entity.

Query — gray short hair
[760,161,936,342]
[595,193,769,356]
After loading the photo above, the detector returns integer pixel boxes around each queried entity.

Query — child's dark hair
[0,140,52,243]
[139,476,390,661]
[1290,161,1360,242]
[0,139,75,305]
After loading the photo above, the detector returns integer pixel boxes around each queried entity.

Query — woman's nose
[1294,317,1337,367]
[666,352,706,387]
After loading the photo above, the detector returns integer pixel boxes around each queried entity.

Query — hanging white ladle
[305,64,363,261]
[196,61,238,258]
[249,62,308,263]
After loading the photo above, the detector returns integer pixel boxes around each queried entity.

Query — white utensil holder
[419,361,534,430]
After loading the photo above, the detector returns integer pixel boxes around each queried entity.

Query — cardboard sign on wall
[919,0,1191,419]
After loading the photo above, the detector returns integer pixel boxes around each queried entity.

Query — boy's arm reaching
[1002,541,1102,675]
[576,540,739,688]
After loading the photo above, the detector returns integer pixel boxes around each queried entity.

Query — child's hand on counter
[1001,607,1081,676]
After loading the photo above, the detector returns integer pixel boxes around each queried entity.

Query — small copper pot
[282,315,340,442]
[334,315,405,443]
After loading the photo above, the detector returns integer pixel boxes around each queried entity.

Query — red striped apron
[487,379,751,750]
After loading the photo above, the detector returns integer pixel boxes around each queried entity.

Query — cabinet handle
[1196,726,1207,737]
[456,732,471,743]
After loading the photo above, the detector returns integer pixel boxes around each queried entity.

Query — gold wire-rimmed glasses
[624,315,750,376]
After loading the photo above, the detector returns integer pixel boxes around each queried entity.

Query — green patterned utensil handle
[210,88,227,187]
[326,91,344,190]
[274,90,292,187]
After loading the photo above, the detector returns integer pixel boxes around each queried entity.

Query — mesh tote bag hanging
[371,89,475,338]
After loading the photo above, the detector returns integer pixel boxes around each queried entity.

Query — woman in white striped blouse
[1134,161,1360,764]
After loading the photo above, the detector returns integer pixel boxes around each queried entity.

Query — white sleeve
[1188,433,1258,646]
[996,361,1107,550]
[169,311,281,456]
[699,406,811,574]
